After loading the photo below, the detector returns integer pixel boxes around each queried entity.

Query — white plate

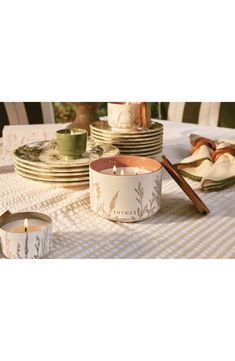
[15,172,89,188]
[90,120,163,135]
[90,130,163,140]
[15,168,90,183]
[14,163,89,179]
[90,133,163,144]
[106,139,162,147]
[120,146,163,154]
[90,129,163,140]
[120,145,162,154]
[13,158,89,174]
[13,139,119,168]
[120,149,163,156]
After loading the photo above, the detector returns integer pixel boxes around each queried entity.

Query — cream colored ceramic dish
[14,164,89,180]
[90,132,163,144]
[15,168,89,184]
[118,144,163,152]
[13,158,89,174]
[13,139,119,168]
[103,141,163,149]
[120,148,163,155]
[90,120,163,135]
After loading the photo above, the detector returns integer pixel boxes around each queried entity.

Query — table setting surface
[1,119,235,259]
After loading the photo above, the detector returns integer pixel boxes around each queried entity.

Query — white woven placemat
[1,120,235,258]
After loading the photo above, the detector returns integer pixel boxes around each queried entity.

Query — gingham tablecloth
[1,120,235,259]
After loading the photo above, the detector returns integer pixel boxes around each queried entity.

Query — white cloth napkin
[176,134,235,191]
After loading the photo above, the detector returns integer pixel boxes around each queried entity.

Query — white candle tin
[108,102,141,131]
[0,211,52,259]
[89,156,163,222]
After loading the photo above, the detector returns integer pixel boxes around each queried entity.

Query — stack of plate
[90,121,163,157]
[13,139,119,187]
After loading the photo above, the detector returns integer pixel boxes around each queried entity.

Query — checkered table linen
[1,120,235,258]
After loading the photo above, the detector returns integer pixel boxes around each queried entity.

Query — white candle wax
[1,218,49,233]
[101,167,150,175]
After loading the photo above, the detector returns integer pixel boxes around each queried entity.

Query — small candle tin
[0,211,53,259]
[56,128,87,159]
[108,102,141,131]
[90,156,163,222]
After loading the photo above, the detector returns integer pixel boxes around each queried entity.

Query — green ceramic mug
[56,128,87,159]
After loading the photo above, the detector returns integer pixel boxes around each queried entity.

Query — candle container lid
[161,155,210,214]
[0,210,12,225]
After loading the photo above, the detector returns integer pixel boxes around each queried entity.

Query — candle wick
[24,218,28,232]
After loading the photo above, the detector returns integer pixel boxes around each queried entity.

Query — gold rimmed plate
[90,132,163,143]
[15,170,89,188]
[13,158,90,174]
[15,167,90,182]
[116,146,163,153]
[90,120,163,135]
[91,128,163,138]
[119,144,163,152]
[120,146,163,154]
[115,142,163,150]
[90,135,163,146]
[14,163,89,178]
[90,130,163,140]
[13,139,119,168]
[120,148,163,156]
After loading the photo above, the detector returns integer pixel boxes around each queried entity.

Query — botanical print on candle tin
[90,176,162,222]
[0,227,52,259]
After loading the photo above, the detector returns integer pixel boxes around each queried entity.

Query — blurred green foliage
[53,102,77,123]
[53,102,159,123]
[98,102,108,117]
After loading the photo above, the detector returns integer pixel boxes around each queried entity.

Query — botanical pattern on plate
[13,139,119,166]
